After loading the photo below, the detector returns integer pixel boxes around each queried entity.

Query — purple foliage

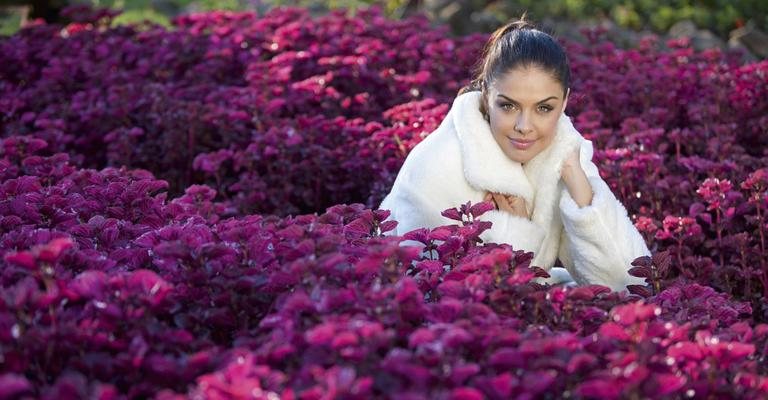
[1,4,768,399]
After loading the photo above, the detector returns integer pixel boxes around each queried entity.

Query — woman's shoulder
[394,115,464,187]
[394,91,488,188]
[404,109,462,164]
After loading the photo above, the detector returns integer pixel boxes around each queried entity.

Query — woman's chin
[504,148,536,164]
[493,137,547,164]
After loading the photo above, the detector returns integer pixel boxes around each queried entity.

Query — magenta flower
[696,178,734,211]
[634,216,659,235]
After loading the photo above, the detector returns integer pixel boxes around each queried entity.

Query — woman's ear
[562,88,570,114]
[481,90,492,121]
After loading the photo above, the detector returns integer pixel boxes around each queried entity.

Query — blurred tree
[1,0,766,42]
[0,0,68,22]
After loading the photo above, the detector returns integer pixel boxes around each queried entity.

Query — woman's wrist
[560,163,578,181]
[561,163,593,207]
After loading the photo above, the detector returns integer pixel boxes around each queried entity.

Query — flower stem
[756,201,768,297]
[715,208,730,292]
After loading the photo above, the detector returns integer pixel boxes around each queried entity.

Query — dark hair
[458,16,571,121]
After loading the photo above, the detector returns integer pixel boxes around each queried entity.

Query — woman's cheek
[491,111,515,132]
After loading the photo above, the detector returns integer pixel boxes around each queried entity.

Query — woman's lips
[509,138,537,150]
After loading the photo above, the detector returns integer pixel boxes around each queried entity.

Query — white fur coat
[378,91,649,292]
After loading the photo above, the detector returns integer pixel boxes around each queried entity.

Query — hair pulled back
[459,16,571,121]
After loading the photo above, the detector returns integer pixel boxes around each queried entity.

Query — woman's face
[486,66,568,164]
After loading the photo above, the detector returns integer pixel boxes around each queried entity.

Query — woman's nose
[515,114,533,134]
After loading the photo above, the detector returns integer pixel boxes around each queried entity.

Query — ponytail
[457,14,534,97]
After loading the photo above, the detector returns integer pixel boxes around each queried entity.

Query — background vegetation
[2,0,767,39]
[2,4,768,398]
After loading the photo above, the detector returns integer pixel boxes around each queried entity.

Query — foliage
[478,0,766,37]
[1,5,768,398]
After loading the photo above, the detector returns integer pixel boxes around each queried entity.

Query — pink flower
[742,168,768,191]
[655,216,702,240]
[634,216,658,235]
[696,178,733,211]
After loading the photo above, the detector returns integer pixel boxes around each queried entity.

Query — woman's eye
[497,103,552,112]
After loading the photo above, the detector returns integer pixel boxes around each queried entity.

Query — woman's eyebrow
[497,94,559,103]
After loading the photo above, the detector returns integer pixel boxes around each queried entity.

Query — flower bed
[1,5,768,399]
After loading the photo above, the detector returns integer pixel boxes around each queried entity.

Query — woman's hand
[561,146,594,208]
[561,145,581,173]
[484,192,529,219]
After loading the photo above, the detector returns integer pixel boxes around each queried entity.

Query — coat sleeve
[476,210,546,254]
[378,130,470,239]
[557,140,649,292]
[380,158,546,255]
[380,171,547,248]
[379,184,452,238]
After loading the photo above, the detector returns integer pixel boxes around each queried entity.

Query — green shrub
[499,0,766,36]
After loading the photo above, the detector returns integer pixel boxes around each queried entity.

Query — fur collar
[451,90,584,217]
[452,92,534,204]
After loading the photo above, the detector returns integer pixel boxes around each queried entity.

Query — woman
[378,18,648,292]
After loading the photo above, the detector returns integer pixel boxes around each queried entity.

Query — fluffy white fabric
[379,91,649,292]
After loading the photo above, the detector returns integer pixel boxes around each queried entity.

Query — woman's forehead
[491,67,563,102]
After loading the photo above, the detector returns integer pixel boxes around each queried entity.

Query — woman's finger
[484,192,498,209]
[492,193,511,211]
[504,194,528,218]
[517,199,530,218]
